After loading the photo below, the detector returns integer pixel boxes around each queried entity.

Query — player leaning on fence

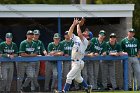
[45,33,64,92]
[0,33,18,93]
[90,30,107,90]
[101,33,122,90]
[17,30,39,92]
[120,28,140,91]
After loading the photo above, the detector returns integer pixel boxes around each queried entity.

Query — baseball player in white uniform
[59,18,92,93]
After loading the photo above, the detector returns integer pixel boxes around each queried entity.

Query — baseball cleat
[85,85,92,93]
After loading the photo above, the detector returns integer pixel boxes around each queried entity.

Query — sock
[81,80,88,88]
[63,83,71,92]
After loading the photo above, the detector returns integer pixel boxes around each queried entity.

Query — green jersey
[0,41,18,55]
[121,37,140,56]
[33,40,46,55]
[85,42,94,54]
[61,40,74,55]
[91,37,107,55]
[19,40,38,54]
[48,42,64,53]
[106,41,122,55]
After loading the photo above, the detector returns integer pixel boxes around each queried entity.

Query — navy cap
[89,31,93,40]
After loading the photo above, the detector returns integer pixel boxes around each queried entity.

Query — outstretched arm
[77,17,85,40]
[68,18,79,38]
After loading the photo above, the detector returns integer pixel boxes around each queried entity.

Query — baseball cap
[99,30,106,36]
[64,31,69,35]
[34,30,40,35]
[110,33,116,38]
[129,28,135,32]
[26,30,34,35]
[89,31,93,40]
[5,33,13,38]
[53,33,60,39]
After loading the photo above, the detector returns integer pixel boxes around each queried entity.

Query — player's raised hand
[79,17,85,26]
[73,18,79,26]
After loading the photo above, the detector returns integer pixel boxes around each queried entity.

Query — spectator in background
[0,33,18,93]
[45,33,64,92]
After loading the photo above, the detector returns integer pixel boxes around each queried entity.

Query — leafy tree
[95,0,140,40]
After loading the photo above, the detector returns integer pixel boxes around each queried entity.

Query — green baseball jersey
[0,41,18,55]
[85,42,94,54]
[0,38,3,43]
[60,40,74,55]
[33,40,46,55]
[48,42,64,53]
[106,41,122,55]
[19,40,38,54]
[91,37,107,55]
[121,37,140,56]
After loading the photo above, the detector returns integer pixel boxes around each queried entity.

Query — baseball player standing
[101,33,122,90]
[21,30,47,91]
[90,30,107,90]
[61,18,92,93]
[17,30,39,92]
[45,33,64,92]
[120,28,140,91]
[0,33,18,92]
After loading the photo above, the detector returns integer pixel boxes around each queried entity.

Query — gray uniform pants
[1,62,14,91]
[100,61,117,89]
[93,60,100,89]
[45,61,58,91]
[82,61,94,87]
[22,62,40,90]
[128,57,140,88]
[62,61,71,85]
[16,62,36,91]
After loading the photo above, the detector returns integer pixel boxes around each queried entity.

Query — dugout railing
[0,55,129,91]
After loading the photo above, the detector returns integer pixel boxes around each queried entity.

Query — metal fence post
[123,58,128,91]
[57,61,62,91]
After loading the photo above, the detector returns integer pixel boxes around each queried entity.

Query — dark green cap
[110,33,116,38]
[53,33,60,38]
[5,33,13,38]
[129,28,135,32]
[34,30,40,35]
[99,30,106,36]
[26,30,34,35]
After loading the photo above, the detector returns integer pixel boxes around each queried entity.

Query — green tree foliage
[95,0,140,40]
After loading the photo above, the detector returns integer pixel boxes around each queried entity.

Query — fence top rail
[0,55,129,62]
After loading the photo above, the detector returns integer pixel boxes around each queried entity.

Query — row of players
[0,28,139,92]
